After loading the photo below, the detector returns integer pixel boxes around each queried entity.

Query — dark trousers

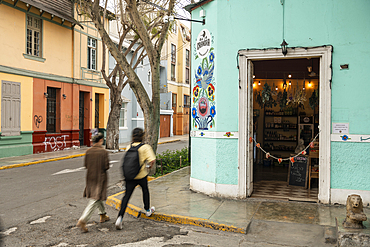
[118,176,150,217]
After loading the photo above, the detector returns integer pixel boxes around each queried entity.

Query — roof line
[185,0,214,13]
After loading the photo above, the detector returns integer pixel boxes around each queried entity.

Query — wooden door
[160,115,171,138]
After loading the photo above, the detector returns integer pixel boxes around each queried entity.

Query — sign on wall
[192,29,215,130]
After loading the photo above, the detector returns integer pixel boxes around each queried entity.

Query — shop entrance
[238,47,332,204]
[251,58,320,202]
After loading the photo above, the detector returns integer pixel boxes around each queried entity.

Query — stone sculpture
[342,194,367,229]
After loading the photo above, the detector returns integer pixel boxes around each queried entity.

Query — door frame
[238,46,332,203]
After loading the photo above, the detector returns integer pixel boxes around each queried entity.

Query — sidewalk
[106,166,370,246]
[0,134,188,170]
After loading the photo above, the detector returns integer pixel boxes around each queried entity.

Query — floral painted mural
[192,28,215,130]
[192,49,215,130]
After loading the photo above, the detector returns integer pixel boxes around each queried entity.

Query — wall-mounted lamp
[253,75,255,79]
[280,39,288,56]
[253,82,256,88]
[275,86,278,91]
[258,81,261,86]
[303,80,306,90]
[163,15,205,25]
[62,94,67,99]
[308,80,312,87]
[289,80,292,86]
[44,92,48,98]
[288,73,292,78]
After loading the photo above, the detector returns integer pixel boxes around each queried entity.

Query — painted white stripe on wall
[331,134,370,142]
[190,177,239,198]
[190,131,239,139]
[331,189,370,205]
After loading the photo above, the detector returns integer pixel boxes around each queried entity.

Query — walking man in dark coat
[77,133,110,232]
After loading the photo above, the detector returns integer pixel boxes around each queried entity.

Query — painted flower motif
[192,107,197,118]
[209,52,215,63]
[200,132,205,137]
[341,135,351,141]
[207,84,215,98]
[290,157,295,163]
[278,158,282,164]
[224,132,234,137]
[193,85,200,98]
[266,152,270,159]
[210,124,213,128]
[210,106,216,117]
[197,65,202,76]
[256,143,260,148]
[249,137,253,143]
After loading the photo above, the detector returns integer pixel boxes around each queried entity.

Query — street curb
[0,153,85,171]
[106,194,246,234]
[0,139,182,171]
[106,169,246,234]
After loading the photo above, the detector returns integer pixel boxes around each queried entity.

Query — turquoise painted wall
[190,0,370,190]
[191,137,217,183]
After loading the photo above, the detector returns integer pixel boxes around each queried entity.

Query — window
[172,93,177,108]
[184,95,190,108]
[119,103,127,128]
[46,87,57,133]
[171,44,176,80]
[1,81,21,136]
[88,37,97,70]
[186,49,190,84]
[171,21,177,34]
[26,15,42,57]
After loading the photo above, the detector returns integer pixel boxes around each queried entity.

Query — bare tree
[79,0,176,153]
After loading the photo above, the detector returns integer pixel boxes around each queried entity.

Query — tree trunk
[144,57,161,153]
[106,88,122,150]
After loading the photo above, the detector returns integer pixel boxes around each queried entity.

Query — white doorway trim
[238,46,332,204]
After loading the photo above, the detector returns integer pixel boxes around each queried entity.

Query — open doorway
[238,47,332,204]
[251,58,320,202]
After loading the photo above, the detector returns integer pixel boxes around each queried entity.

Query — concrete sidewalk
[0,135,188,170]
[106,166,370,246]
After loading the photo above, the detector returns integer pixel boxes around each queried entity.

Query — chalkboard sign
[288,157,308,187]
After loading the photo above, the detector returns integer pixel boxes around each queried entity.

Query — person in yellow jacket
[115,128,156,230]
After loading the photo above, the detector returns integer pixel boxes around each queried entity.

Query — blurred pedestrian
[115,128,156,230]
[77,133,110,233]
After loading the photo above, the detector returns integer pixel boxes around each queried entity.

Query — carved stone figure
[342,194,367,229]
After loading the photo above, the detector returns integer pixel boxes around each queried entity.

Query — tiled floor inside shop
[252,180,318,202]
[252,162,318,202]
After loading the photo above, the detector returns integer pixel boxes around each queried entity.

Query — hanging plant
[309,89,319,110]
[286,89,306,108]
[261,83,277,108]
[277,90,288,110]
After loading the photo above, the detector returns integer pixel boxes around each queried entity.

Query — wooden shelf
[265,128,297,130]
[264,139,297,142]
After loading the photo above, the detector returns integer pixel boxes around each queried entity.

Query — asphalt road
[0,139,336,247]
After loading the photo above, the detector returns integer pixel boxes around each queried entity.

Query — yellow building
[0,0,110,158]
[161,20,191,136]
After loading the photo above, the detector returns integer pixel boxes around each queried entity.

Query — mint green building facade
[187,0,370,204]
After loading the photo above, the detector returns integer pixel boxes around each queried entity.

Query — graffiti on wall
[34,115,43,128]
[44,135,69,151]
[192,29,216,130]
